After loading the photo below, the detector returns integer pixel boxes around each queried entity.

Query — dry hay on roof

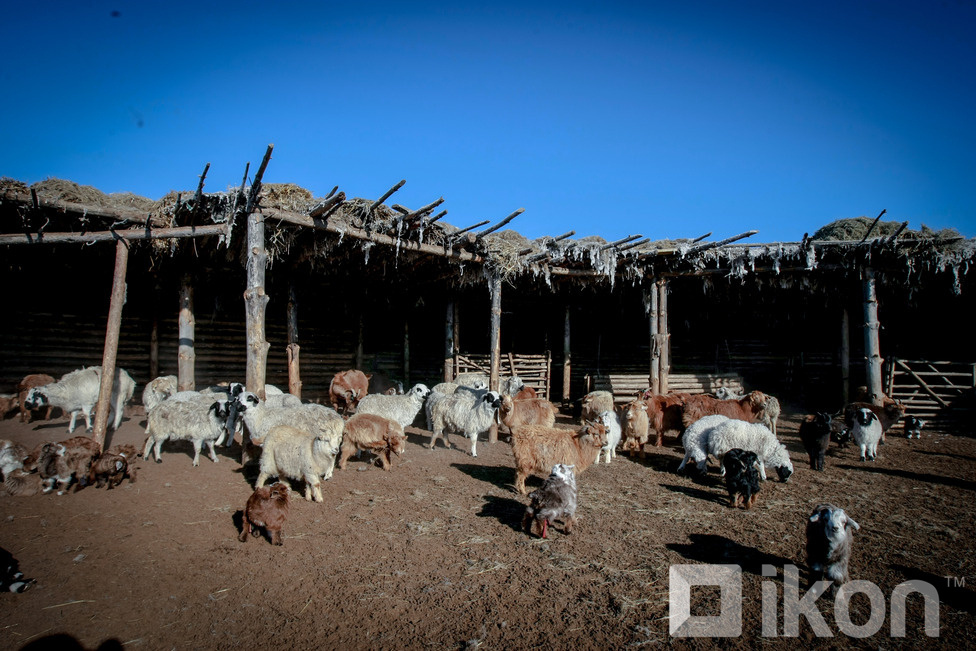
[812,217,961,242]
[31,178,110,206]
[259,183,316,214]
[0,177,29,195]
[108,192,156,213]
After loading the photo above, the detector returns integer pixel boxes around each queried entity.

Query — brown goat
[0,470,43,497]
[644,392,690,447]
[0,395,19,419]
[510,423,605,494]
[329,369,372,416]
[17,374,55,423]
[87,453,131,489]
[499,395,557,432]
[581,391,614,422]
[619,399,651,457]
[680,391,767,429]
[240,482,290,545]
[23,436,101,494]
[513,386,538,400]
[107,444,139,482]
[338,413,405,471]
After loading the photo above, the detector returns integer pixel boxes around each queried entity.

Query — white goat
[142,375,177,412]
[25,366,135,433]
[355,383,430,429]
[852,407,882,461]
[705,418,794,482]
[429,390,502,457]
[596,410,622,464]
[254,423,343,502]
[142,398,232,466]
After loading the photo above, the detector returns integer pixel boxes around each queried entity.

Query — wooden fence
[454,352,551,399]
[885,358,976,420]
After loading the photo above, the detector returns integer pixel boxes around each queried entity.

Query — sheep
[722,448,762,509]
[619,399,651,457]
[712,386,743,400]
[141,375,178,413]
[142,398,233,466]
[239,482,290,545]
[355,383,430,430]
[429,390,502,457]
[86,452,131,489]
[254,423,342,503]
[757,394,781,437]
[677,414,730,475]
[705,418,794,482]
[329,369,371,416]
[680,391,767,429]
[106,443,139,482]
[24,366,135,434]
[338,413,406,471]
[830,418,851,447]
[644,392,689,447]
[522,463,578,539]
[581,390,614,422]
[425,381,487,430]
[454,372,489,388]
[499,394,557,432]
[0,394,19,419]
[0,439,30,479]
[0,547,33,593]
[17,373,55,423]
[0,470,43,497]
[843,400,905,443]
[596,410,622,463]
[903,415,926,439]
[235,393,344,465]
[23,436,101,494]
[799,412,833,471]
[806,504,860,585]
[510,422,606,494]
[851,407,882,462]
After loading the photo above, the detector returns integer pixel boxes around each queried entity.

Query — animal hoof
[155,458,162,464]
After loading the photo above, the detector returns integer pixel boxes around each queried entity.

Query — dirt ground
[0,403,973,650]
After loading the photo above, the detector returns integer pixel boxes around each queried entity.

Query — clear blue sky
[2,1,974,242]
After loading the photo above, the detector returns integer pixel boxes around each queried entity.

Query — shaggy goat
[799,412,833,471]
[510,422,605,494]
[0,470,43,497]
[141,375,178,413]
[757,394,781,437]
[86,452,131,489]
[722,448,761,509]
[596,410,622,463]
[644,392,689,447]
[25,366,135,433]
[0,439,30,480]
[338,413,406,471]
[254,423,342,503]
[429,390,502,457]
[499,395,557,432]
[329,369,371,416]
[705,419,794,482]
[806,504,859,585]
[355,383,430,429]
[581,391,615,422]
[17,373,55,423]
[680,391,767,429]
[24,436,101,494]
[851,408,882,462]
[142,399,232,466]
[619,399,651,457]
[240,482,290,545]
[522,463,578,539]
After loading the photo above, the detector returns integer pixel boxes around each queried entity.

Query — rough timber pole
[488,275,502,444]
[149,279,160,380]
[840,307,850,405]
[562,307,572,407]
[862,268,883,405]
[91,239,129,450]
[649,284,660,395]
[286,282,302,399]
[657,278,670,394]
[178,274,196,392]
[443,300,454,383]
[244,145,274,399]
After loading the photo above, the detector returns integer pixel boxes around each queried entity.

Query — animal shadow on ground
[889,563,976,615]
[914,449,976,463]
[660,483,728,506]
[20,633,124,651]
[234,462,260,485]
[624,450,680,473]
[403,429,431,448]
[477,494,526,532]
[451,463,513,492]
[836,464,976,491]
[30,420,73,432]
[667,534,796,578]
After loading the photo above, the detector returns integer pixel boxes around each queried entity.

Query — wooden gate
[454,352,551,399]
[885,358,976,419]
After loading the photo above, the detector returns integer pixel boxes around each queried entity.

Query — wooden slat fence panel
[885,358,976,420]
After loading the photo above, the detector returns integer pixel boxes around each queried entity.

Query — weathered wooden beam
[657,278,670,394]
[245,145,275,215]
[650,285,660,395]
[325,186,339,200]
[862,267,883,405]
[91,239,129,450]
[476,208,524,239]
[402,197,445,222]
[286,282,302,399]
[0,191,160,226]
[226,162,250,244]
[617,238,651,253]
[193,162,210,208]
[488,275,502,444]
[686,230,759,254]
[691,232,712,243]
[427,209,448,224]
[370,180,406,212]
[309,191,346,218]
[444,300,455,383]
[450,220,491,239]
[244,147,274,401]
[562,306,572,405]
[600,234,642,251]
[519,231,575,256]
[178,274,195,392]
[0,223,227,246]
[886,221,909,244]
[860,209,886,243]
[841,308,850,405]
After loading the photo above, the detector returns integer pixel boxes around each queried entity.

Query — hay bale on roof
[32,178,110,206]
[108,192,156,213]
[259,183,316,213]
[814,217,907,241]
[0,177,29,195]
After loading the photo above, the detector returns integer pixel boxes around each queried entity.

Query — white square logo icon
[670,564,743,637]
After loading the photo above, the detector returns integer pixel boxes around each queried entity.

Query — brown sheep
[680,391,768,429]
[619,399,651,457]
[17,374,55,423]
[338,413,406,471]
[499,395,557,432]
[87,452,131,489]
[644,392,690,447]
[23,436,101,494]
[240,482,290,545]
[329,369,372,417]
[581,390,614,422]
[0,470,43,497]
[510,422,606,495]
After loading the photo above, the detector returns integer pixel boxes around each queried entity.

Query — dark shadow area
[666,533,796,577]
[477,494,525,532]
[914,449,976,463]
[451,463,513,492]
[404,429,432,448]
[836,464,976,491]
[622,450,682,473]
[889,563,976,615]
[30,421,73,432]
[660,482,728,506]
[20,634,124,651]
[234,462,260,485]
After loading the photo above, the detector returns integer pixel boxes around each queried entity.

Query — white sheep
[596,410,622,464]
[355,383,430,429]
[142,375,177,412]
[25,366,135,433]
[852,407,882,461]
[142,398,232,466]
[425,381,487,430]
[677,414,730,474]
[429,390,502,457]
[254,422,343,502]
[705,419,794,482]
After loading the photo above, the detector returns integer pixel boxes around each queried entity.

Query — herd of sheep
[0,365,929,590]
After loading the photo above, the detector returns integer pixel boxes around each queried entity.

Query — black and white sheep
[142,398,233,466]
[852,407,882,461]
[425,381,486,430]
[722,448,762,509]
[235,393,344,463]
[428,390,502,457]
[806,504,859,585]
[25,366,135,433]
[705,419,794,482]
[522,463,578,538]
[355,383,430,429]
[903,415,926,439]
[799,412,833,471]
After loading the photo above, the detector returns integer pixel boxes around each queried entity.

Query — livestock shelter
[2,149,974,441]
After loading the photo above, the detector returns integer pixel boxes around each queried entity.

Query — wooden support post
[286,282,302,399]
[452,303,460,379]
[562,307,572,406]
[244,213,270,399]
[178,274,195,392]
[149,280,160,381]
[657,278,670,394]
[403,319,411,385]
[91,239,129,449]
[444,301,455,383]
[356,311,364,370]
[488,275,502,444]
[840,308,850,405]
[862,267,883,405]
[650,285,660,395]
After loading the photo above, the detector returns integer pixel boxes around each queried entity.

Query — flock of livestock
[0,364,928,591]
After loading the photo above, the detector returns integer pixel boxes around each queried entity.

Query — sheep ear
[847,518,860,531]
[809,511,822,523]
[115,460,124,472]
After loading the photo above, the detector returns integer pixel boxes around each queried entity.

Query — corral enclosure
[1,169,975,648]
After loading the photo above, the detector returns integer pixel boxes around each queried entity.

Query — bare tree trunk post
[403,319,411,385]
[488,275,502,444]
[444,300,455,383]
[841,307,850,405]
[149,280,160,381]
[286,282,302,399]
[862,267,883,405]
[649,284,660,395]
[178,274,195,392]
[562,306,572,407]
[244,145,274,400]
[657,279,670,394]
[92,239,129,450]
[452,303,460,379]
[355,310,364,370]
